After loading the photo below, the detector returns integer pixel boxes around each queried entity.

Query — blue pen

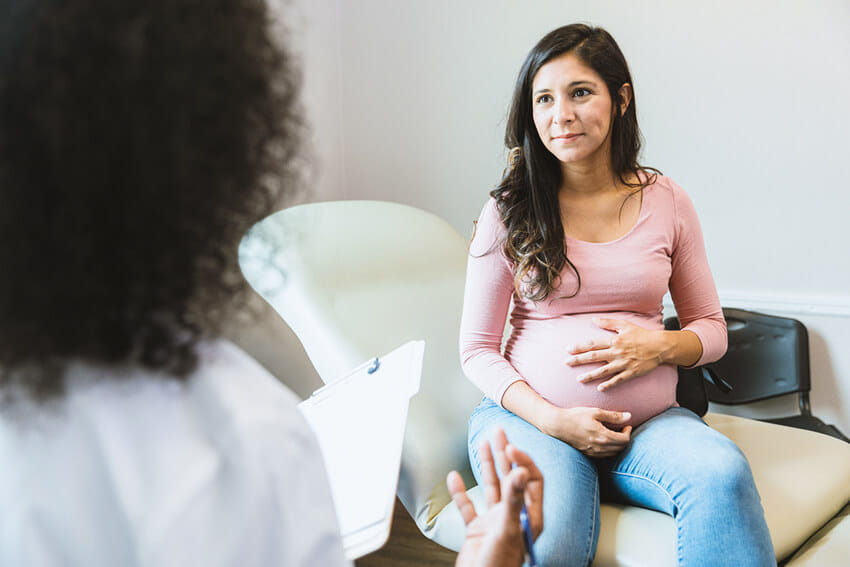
[520,502,538,567]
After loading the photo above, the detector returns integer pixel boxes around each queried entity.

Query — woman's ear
[618,83,633,116]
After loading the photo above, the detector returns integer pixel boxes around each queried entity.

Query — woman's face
[531,52,627,171]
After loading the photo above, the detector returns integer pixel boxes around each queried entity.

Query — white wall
[287,0,850,431]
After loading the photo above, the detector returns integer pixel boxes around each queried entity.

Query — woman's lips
[553,133,582,142]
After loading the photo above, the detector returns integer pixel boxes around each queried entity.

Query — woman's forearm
[660,329,703,368]
[500,380,558,434]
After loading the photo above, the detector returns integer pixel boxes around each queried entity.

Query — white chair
[239,200,850,566]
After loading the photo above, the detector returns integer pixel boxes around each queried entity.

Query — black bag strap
[700,366,732,393]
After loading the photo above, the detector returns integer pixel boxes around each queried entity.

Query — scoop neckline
[564,185,650,246]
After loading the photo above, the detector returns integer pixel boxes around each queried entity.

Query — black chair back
[706,308,811,405]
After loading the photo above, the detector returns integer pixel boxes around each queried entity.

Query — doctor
[0,1,541,565]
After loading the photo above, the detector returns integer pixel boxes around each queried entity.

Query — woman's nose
[553,99,574,124]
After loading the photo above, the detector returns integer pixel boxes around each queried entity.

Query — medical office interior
[223,0,850,564]
[243,0,850,433]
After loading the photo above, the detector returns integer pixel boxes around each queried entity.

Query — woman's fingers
[585,429,631,456]
[592,318,630,332]
[578,411,633,456]
[567,321,667,392]
[567,339,609,355]
[597,369,636,391]
[575,360,628,383]
[595,409,632,425]
[568,319,631,355]
[567,352,601,367]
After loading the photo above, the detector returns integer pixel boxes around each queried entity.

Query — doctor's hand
[566,318,673,392]
[448,427,543,567]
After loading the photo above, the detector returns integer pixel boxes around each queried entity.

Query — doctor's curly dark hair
[0,0,304,400]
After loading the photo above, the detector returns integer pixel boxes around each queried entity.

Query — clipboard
[298,340,424,559]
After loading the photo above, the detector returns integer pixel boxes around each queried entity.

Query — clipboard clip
[309,355,382,400]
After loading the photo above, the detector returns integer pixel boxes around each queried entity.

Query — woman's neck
[559,159,624,196]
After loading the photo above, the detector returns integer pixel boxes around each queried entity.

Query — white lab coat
[0,340,350,567]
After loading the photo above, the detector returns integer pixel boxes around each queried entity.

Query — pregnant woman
[459,24,774,566]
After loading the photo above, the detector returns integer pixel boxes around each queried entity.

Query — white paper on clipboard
[298,340,424,560]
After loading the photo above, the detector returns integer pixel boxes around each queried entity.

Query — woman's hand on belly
[566,318,673,392]
[541,406,633,458]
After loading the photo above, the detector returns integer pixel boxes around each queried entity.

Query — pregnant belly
[505,314,677,427]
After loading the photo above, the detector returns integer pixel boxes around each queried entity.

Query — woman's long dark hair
[0,0,304,400]
[492,23,657,301]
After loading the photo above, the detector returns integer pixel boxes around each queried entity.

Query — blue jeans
[468,399,775,566]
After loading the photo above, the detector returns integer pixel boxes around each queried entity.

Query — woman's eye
[535,94,553,104]
[572,88,592,98]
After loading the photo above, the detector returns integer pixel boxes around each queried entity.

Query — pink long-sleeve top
[459,176,727,427]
